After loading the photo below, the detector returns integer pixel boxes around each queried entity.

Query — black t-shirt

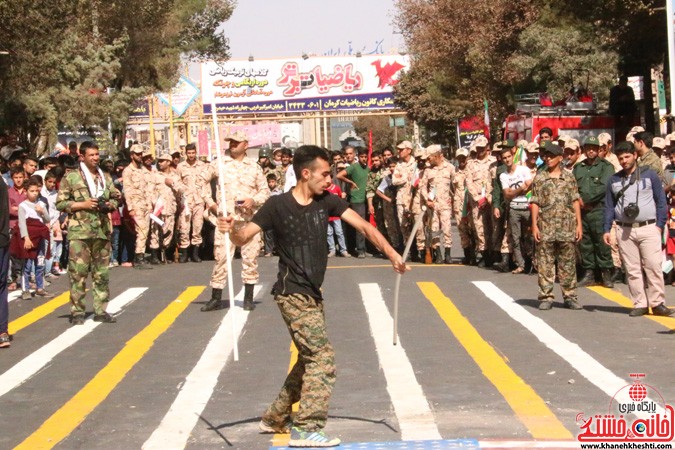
[252,191,349,299]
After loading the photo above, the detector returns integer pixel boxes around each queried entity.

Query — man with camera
[56,141,120,325]
[603,141,673,317]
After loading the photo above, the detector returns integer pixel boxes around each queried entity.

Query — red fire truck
[503,93,616,144]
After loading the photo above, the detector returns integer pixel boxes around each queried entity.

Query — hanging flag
[368,130,373,168]
[483,99,490,140]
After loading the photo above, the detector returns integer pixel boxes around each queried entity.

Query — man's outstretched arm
[217,216,262,247]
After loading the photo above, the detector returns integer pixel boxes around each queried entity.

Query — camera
[624,203,640,220]
[97,198,112,214]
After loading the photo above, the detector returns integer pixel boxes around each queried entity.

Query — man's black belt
[616,219,656,228]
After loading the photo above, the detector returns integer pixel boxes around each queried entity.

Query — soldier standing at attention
[530,142,583,311]
[453,147,474,264]
[466,136,497,267]
[176,143,206,263]
[56,141,120,325]
[122,144,153,269]
[217,145,406,448]
[200,131,269,312]
[574,136,616,288]
[391,140,417,258]
[420,144,455,264]
[148,152,186,264]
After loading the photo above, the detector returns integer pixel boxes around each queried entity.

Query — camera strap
[79,162,106,199]
[615,166,639,204]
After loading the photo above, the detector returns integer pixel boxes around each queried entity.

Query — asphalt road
[1,250,674,450]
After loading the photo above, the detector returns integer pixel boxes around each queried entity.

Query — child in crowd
[326,180,350,257]
[41,170,66,277]
[14,177,53,299]
[8,168,27,290]
[263,173,283,257]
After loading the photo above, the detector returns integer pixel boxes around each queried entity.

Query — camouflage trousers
[471,203,492,252]
[68,238,111,316]
[262,293,336,432]
[454,209,473,249]
[150,214,175,249]
[396,204,414,247]
[430,207,452,249]
[133,210,150,254]
[382,200,401,249]
[178,202,204,248]
[210,226,260,288]
[536,240,577,302]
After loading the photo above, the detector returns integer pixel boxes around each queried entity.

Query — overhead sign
[157,76,201,117]
[201,54,409,114]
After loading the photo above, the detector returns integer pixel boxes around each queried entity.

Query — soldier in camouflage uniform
[200,131,270,312]
[122,144,153,268]
[149,152,186,264]
[366,151,387,253]
[420,145,455,263]
[375,156,401,250]
[453,147,474,264]
[273,148,292,189]
[530,142,583,311]
[466,136,497,266]
[56,142,120,325]
[176,143,207,263]
[392,141,418,259]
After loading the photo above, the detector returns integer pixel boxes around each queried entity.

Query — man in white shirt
[498,140,533,273]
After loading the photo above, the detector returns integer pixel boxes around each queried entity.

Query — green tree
[353,115,413,151]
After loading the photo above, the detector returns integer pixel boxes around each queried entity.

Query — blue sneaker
[288,427,340,447]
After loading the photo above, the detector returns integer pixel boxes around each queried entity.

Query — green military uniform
[56,169,119,318]
[366,168,388,242]
[530,169,580,306]
[573,157,615,271]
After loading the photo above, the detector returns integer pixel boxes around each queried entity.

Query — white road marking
[359,283,441,441]
[0,287,147,398]
[473,281,661,413]
[142,285,262,450]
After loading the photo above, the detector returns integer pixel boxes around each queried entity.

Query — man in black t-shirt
[218,145,405,448]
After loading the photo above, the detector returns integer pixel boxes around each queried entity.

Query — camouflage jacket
[392,158,417,208]
[466,155,497,204]
[122,163,153,213]
[151,170,186,216]
[176,159,207,207]
[199,155,270,221]
[530,169,580,242]
[366,168,384,200]
[56,168,119,240]
[419,159,455,210]
[452,167,469,216]
[639,149,665,185]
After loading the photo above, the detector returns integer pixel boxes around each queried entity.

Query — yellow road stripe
[14,286,205,450]
[417,282,572,439]
[271,342,298,446]
[588,286,675,328]
[8,292,70,335]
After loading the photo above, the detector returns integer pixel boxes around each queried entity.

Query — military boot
[243,283,256,311]
[578,270,596,287]
[444,249,453,264]
[433,248,444,264]
[612,268,626,284]
[191,245,202,263]
[493,253,510,273]
[476,252,485,268]
[133,253,152,270]
[461,248,470,265]
[601,269,614,289]
[178,248,188,263]
[149,249,160,265]
[201,288,224,312]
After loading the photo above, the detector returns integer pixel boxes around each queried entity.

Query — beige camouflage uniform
[176,159,207,248]
[149,170,186,250]
[453,166,473,249]
[200,155,270,289]
[392,158,417,245]
[467,155,497,253]
[122,163,154,255]
[420,159,455,250]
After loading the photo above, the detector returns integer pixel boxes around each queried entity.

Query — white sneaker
[327,251,336,257]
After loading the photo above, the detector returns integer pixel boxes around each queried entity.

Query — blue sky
[223,0,402,60]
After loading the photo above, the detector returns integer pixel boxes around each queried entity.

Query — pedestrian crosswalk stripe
[419,282,572,439]
[473,282,663,416]
[587,286,675,329]
[8,291,70,335]
[143,285,262,450]
[0,288,146,398]
[360,283,440,440]
[14,286,205,450]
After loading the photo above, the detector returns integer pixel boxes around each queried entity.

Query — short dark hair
[292,145,330,177]
[23,155,38,164]
[357,147,369,156]
[614,141,636,155]
[185,143,196,151]
[27,175,43,188]
[539,127,553,137]
[61,155,79,170]
[385,156,398,165]
[633,131,653,148]
[500,147,514,156]
[68,141,77,149]
[266,173,277,181]
[371,150,382,159]
[10,167,25,177]
[79,141,99,156]
[44,170,57,180]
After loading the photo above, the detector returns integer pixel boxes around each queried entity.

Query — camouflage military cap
[425,144,442,155]
[156,152,172,161]
[598,133,612,146]
[224,130,249,142]
[130,144,144,154]
[474,136,488,147]
[652,137,666,149]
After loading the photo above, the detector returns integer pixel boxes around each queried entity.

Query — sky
[223,0,402,60]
